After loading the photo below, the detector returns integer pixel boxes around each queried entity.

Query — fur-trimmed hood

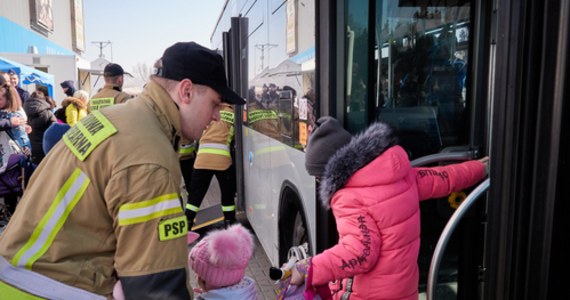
[318,122,397,208]
[61,96,87,110]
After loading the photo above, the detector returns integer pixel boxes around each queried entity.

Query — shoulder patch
[158,216,188,241]
[89,97,115,111]
[63,111,117,161]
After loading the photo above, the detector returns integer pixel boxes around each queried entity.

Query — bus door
[340,0,491,298]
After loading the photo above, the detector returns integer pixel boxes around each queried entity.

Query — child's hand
[23,147,31,157]
[24,125,32,134]
[10,116,24,127]
[289,257,311,286]
[290,265,305,286]
[479,156,490,176]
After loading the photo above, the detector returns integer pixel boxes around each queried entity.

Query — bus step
[191,204,224,231]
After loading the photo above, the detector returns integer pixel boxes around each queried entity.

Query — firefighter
[185,103,237,229]
[89,63,133,112]
[0,42,244,299]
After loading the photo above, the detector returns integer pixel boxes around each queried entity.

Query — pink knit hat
[189,224,254,290]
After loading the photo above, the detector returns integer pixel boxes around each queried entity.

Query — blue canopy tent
[0,56,54,97]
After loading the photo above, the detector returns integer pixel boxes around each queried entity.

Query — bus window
[345,1,371,133]
[245,0,316,150]
[371,2,471,159]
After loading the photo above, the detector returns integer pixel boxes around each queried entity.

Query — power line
[255,43,277,71]
[91,41,113,60]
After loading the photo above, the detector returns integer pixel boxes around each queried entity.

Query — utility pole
[255,43,277,71]
[92,40,113,61]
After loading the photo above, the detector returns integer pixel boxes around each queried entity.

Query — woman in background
[24,85,56,165]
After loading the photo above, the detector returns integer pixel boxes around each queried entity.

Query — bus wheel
[279,202,309,264]
[292,211,307,246]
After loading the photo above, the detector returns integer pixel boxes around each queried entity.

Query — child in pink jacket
[291,117,488,300]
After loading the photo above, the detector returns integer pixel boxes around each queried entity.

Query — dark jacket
[23,96,56,164]
[16,86,30,104]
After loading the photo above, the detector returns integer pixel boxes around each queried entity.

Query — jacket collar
[319,122,397,209]
[102,83,122,92]
[138,80,181,144]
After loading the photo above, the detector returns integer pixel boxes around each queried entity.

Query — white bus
[211,0,569,298]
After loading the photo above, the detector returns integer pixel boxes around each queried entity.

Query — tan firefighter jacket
[194,104,234,171]
[247,101,280,140]
[89,84,133,111]
[0,80,192,299]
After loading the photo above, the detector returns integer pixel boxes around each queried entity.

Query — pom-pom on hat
[305,116,353,177]
[189,224,254,290]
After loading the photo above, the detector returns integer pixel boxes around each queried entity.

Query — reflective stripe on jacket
[194,104,234,171]
[0,256,105,299]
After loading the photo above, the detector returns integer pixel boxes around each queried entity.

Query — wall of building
[0,0,89,104]
[0,0,82,53]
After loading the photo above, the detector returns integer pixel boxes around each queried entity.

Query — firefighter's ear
[178,79,194,104]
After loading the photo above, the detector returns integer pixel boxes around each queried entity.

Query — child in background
[290,117,489,300]
[189,224,258,300]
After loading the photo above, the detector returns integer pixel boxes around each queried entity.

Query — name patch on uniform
[158,216,188,241]
[63,111,117,161]
[89,97,115,111]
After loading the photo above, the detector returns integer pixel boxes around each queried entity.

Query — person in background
[0,71,9,83]
[0,75,29,216]
[89,63,133,111]
[185,103,237,230]
[0,77,31,155]
[290,117,489,300]
[0,73,32,151]
[189,224,258,299]
[178,137,196,208]
[0,41,245,299]
[60,80,76,97]
[23,85,56,165]
[41,85,57,112]
[55,80,77,122]
[8,70,30,104]
[62,90,89,126]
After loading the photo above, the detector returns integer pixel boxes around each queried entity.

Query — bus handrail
[426,178,490,300]
[411,150,478,167]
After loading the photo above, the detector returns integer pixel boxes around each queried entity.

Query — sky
[83,0,226,75]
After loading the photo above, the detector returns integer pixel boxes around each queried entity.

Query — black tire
[279,200,309,265]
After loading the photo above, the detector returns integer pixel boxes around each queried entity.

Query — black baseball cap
[104,63,127,77]
[159,42,245,105]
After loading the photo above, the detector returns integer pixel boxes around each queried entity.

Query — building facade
[0,0,92,103]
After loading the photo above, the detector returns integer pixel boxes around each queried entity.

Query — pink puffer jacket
[309,123,486,300]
